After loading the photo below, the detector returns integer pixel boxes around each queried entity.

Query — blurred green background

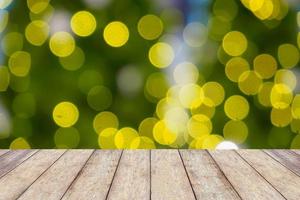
[0,0,300,149]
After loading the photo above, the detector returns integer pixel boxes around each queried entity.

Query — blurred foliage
[0,0,300,149]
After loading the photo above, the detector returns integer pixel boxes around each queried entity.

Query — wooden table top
[0,150,300,200]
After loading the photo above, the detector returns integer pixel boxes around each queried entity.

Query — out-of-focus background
[0,0,300,149]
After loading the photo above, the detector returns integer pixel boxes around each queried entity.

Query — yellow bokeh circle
[8,51,31,77]
[93,111,119,134]
[71,11,97,37]
[103,21,129,47]
[148,42,174,68]
[271,107,292,127]
[270,84,293,109]
[153,120,177,145]
[187,114,212,138]
[253,54,277,79]
[138,14,163,40]
[278,44,299,68]
[114,127,139,149]
[224,95,249,120]
[98,128,118,149]
[238,70,262,95]
[9,137,31,149]
[223,120,248,144]
[25,20,49,46]
[52,101,79,127]
[222,31,248,56]
[49,32,75,57]
[225,57,250,82]
[202,82,225,107]
[138,117,158,138]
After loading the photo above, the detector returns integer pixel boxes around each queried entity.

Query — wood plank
[61,150,122,200]
[238,150,300,200]
[291,150,300,155]
[209,150,285,200]
[264,150,300,176]
[0,150,9,157]
[0,150,37,178]
[151,150,196,200]
[180,150,240,200]
[17,150,94,200]
[106,150,149,200]
[0,150,65,200]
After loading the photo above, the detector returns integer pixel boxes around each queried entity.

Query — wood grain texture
[238,150,300,200]
[0,150,37,178]
[291,150,300,155]
[0,149,299,200]
[0,150,65,200]
[17,150,94,200]
[151,150,196,200]
[264,150,300,176]
[209,150,285,200]
[0,150,9,157]
[106,150,150,200]
[61,150,122,200]
[180,150,240,200]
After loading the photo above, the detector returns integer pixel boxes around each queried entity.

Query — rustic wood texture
[107,150,150,200]
[0,150,37,178]
[0,150,9,157]
[17,150,94,200]
[209,150,285,200]
[61,150,121,200]
[0,150,300,200]
[238,150,300,200]
[180,150,240,200]
[151,150,196,200]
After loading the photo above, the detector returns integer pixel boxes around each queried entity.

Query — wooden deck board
[264,150,300,176]
[0,150,9,157]
[151,150,196,200]
[0,150,65,200]
[61,150,122,200]
[17,150,94,200]
[238,150,300,200]
[180,150,240,200]
[0,150,300,199]
[107,150,150,200]
[209,150,285,200]
[0,150,37,178]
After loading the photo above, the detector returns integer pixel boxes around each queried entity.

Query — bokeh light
[49,31,75,57]
[25,20,49,46]
[52,102,79,128]
[71,11,96,37]
[1,0,300,149]
[103,21,129,47]
[224,95,249,120]
[148,42,174,68]
[138,14,163,40]
[222,31,248,56]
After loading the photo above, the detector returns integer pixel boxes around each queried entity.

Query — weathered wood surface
[0,150,300,200]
